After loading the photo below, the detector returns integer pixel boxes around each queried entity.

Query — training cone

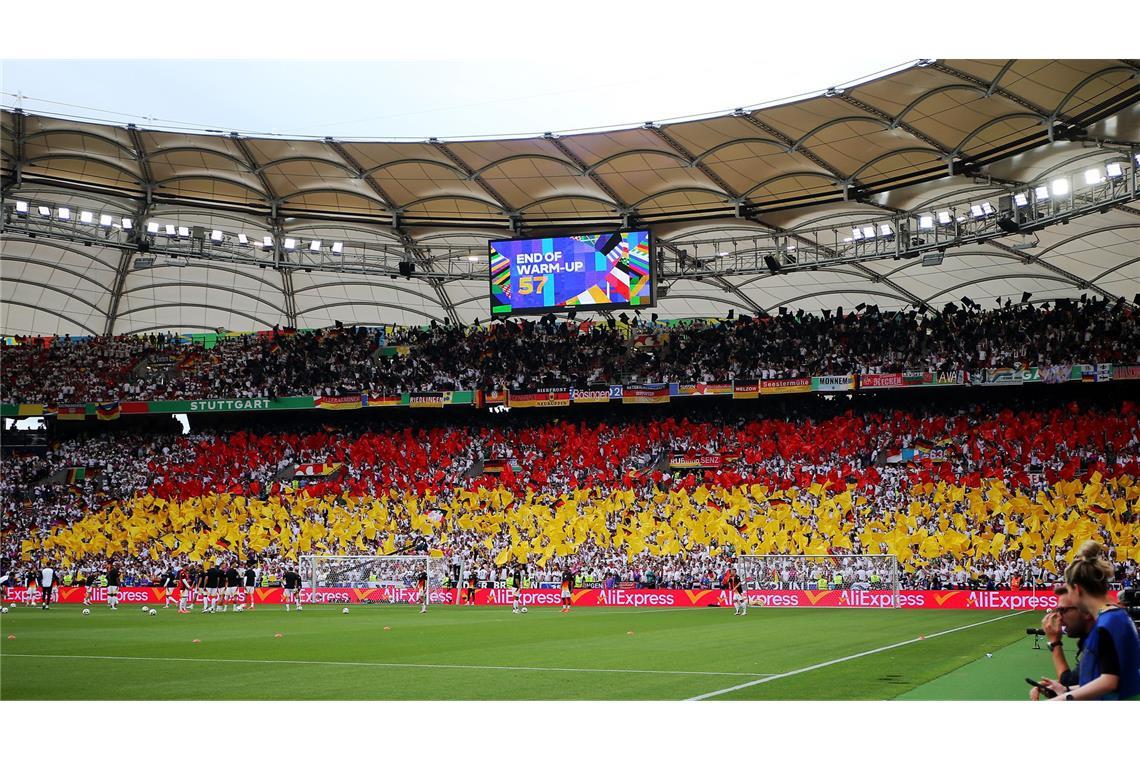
[274,633,283,638]
[192,639,201,644]
[918,635,925,640]
[6,634,14,640]
[383,626,391,631]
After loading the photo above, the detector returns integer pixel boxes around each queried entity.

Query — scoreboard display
[489,230,653,317]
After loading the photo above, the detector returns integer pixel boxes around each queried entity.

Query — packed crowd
[2,296,1137,404]
[3,398,1137,591]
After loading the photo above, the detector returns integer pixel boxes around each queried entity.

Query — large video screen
[489,230,653,317]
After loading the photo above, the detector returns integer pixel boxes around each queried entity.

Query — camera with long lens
[1119,588,1140,626]
[1026,627,1046,636]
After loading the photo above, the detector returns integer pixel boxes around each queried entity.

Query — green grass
[0,604,1043,700]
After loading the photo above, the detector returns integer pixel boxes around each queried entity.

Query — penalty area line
[685,610,1028,701]
[0,653,775,679]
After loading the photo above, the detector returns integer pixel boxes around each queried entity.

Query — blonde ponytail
[1064,540,1114,596]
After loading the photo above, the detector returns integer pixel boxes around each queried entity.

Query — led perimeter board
[489,230,654,317]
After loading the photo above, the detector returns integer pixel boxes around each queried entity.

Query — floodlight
[937,211,952,225]
[1034,186,1049,200]
[262,236,273,248]
[58,207,71,220]
[918,215,933,229]
[1013,193,1028,207]
[15,200,28,214]
[99,214,113,226]
[1083,168,1103,185]
[38,206,51,216]
[1106,162,1123,178]
[210,230,224,243]
[122,217,133,230]
[147,222,160,234]
[852,227,863,240]
[177,226,189,237]
[309,240,322,252]
[164,224,176,236]
[879,224,893,236]
[981,202,994,214]
[284,238,296,250]
[717,250,730,257]
[237,233,249,245]
[861,226,875,237]
[79,210,94,224]
[331,241,343,254]
[1051,178,1069,196]
[970,204,984,218]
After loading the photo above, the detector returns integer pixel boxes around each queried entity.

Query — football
[520,606,528,614]
[1,607,7,614]
[753,597,765,608]
[82,609,90,615]
[342,607,349,614]
[148,609,157,616]
[141,606,149,612]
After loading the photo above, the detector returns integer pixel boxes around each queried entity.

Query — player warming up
[725,568,747,616]
[105,563,121,609]
[415,569,428,613]
[177,564,193,613]
[560,566,574,613]
[39,561,56,610]
[283,567,302,611]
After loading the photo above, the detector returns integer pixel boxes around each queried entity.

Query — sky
[0,0,1111,142]
[0,58,912,140]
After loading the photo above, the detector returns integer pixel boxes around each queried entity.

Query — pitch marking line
[0,653,774,679]
[686,610,1027,701]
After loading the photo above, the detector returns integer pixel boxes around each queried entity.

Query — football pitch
[0,605,1049,700]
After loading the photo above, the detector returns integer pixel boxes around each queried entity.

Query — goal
[299,554,459,606]
[736,554,900,607]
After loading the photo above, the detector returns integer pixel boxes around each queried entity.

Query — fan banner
[1113,364,1140,381]
[812,375,856,392]
[509,388,572,408]
[760,378,812,395]
[569,387,611,404]
[859,373,905,388]
[5,586,1101,609]
[622,384,670,404]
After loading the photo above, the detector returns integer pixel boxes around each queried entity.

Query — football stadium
[2,10,1140,755]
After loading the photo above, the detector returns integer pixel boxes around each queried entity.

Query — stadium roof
[2,58,1139,335]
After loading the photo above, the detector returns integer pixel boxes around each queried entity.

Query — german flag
[96,402,120,421]
[57,405,86,421]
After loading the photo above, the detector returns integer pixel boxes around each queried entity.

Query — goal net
[299,554,459,606]
[736,554,900,607]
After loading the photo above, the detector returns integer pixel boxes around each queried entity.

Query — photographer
[1039,541,1140,701]
[1029,587,1093,700]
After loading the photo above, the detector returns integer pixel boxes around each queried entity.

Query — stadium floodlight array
[299,554,458,607]
[3,154,1137,281]
[737,554,901,607]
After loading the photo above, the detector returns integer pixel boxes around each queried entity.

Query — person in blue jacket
[1039,540,1140,701]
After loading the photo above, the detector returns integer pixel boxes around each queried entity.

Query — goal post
[736,554,901,607]
[299,554,460,606]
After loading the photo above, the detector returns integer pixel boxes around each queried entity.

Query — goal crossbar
[299,554,458,606]
[736,554,901,607]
